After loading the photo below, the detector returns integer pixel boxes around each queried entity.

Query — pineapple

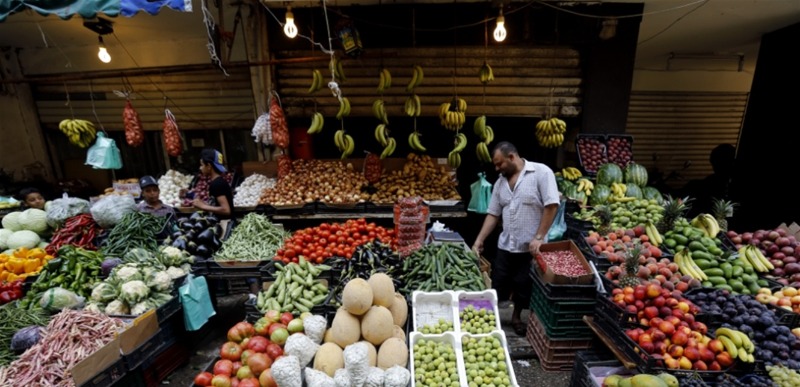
[593,205,613,235]
[711,198,736,232]
[656,195,693,234]
[619,243,644,287]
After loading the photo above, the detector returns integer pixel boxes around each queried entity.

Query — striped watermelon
[589,184,611,206]
[624,163,649,187]
[626,184,643,199]
[596,163,623,186]
[642,186,663,202]
[564,185,587,205]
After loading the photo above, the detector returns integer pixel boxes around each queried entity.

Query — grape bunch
[460,305,497,334]
[678,376,711,387]
[420,318,454,334]
[715,373,774,386]
[413,339,460,387]
[462,335,512,387]
[768,365,800,387]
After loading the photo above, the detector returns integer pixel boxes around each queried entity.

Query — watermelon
[596,163,623,186]
[589,184,611,206]
[557,176,575,193]
[624,163,648,187]
[564,186,587,205]
[626,184,643,199]
[642,186,663,202]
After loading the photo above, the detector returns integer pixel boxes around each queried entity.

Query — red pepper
[0,291,13,303]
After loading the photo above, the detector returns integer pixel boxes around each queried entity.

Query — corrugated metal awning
[626,91,747,189]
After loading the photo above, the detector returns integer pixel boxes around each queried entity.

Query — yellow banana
[408,132,426,152]
[751,245,774,270]
[380,137,396,159]
[406,66,419,92]
[457,98,467,113]
[382,68,392,89]
[453,133,467,153]
[413,65,424,88]
[413,94,421,117]
[334,129,345,150]
[484,126,494,144]
[715,328,743,347]
[473,115,487,137]
[375,124,388,147]
[717,335,739,360]
[476,142,491,163]
[341,134,355,159]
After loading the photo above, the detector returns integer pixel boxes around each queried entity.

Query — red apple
[684,346,700,361]
[651,329,667,342]
[691,322,708,335]
[716,352,734,367]
[646,284,662,298]
[658,321,676,336]
[644,306,659,319]
[708,361,722,371]
[649,317,664,328]
[634,287,647,300]
[653,341,667,354]
[693,360,708,371]
[653,296,666,308]
[626,305,638,315]
[707,339,725,354]
[700,348,716,363]
[660,306,673,318]
[626,329,641,342]
[668,344,684,358]
[671,331,689,346]
[640,341,655,354]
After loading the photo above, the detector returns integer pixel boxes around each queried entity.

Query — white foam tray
[412,290,459,333]
[455,289,502,334]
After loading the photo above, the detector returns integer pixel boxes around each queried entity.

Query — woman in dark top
[194,148,233,219]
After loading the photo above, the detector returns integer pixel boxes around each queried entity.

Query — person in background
[17,187,46,210]
[137,176,175,217]
[194,148,233,219]
[472,141,560,336]
[679,143,736,217]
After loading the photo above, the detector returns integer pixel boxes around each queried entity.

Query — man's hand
[528,238,543,256]
[472,240,484,255]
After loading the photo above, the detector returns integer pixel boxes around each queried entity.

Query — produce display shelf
[79,358,126,387]
[204,259,272,279]
[460,331,520,387]
[526,312,592,372]
[110,295,184,326]
[412,290,458,333]
[409,332,467,387]
[315,202,369,214]
[529,267,597,301]
[456,289,502,333]
[122,328,165,371]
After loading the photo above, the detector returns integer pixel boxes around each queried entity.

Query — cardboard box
[535,240,594,285]
[777,222,800,240]
[71,335,122,386]
[118,309,159,355]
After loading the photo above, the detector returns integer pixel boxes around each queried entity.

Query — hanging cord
[482,16,488,109]
[201,0,230,76]
[546,15,560,120]
[88,80,107,134]
[63,82,75,119]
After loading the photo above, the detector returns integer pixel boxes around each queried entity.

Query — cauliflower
[104,300,130,315]
[161,246,183,260]
[91,282,118,303]
[113,266,141,282]
[284,334,319,367]
[303,314,327,344]
[84,302,104,314]
[333,368,351,387]
[271,355,302,387]
[166,266,186,280]
[146,271,173,292]
[383,365,411,387]
[303,368,335,387]
[364,367,384,387]
[344,342,369,387]
[119,280,150,304]
[131,300,157,315]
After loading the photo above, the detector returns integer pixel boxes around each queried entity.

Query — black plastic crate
[594,293,640,326]
[122,329,165,371]
[205,259,271,279]
[254,204,277,216]
[575,134,608,176]
[605,134,635,168]
[758,274,785,292]
[717,231,738,252]
[316,202,367,214]
[190,260,209,277]
[156,295,182,324]
[529,266,597,300]
[767,303,800,328]
[571,357,626,387]
[428,202,466,213]
[79,359,127,387]
[569,350,618,387]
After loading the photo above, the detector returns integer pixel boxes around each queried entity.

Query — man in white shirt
[472,141,560,335]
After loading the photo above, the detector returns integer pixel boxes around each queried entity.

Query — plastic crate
[79,359,126,387]
[412,290,458,333]
[530,267,597,300]
[575,134,608,176]
[122,329,165,371]
[156,295,182,324]
[409,332,467,387]
[526,312,592,372]
[767,303,800,328]
[605,134,634,168]
[569,350,624,387]
[205,259,271,279]
[594,294,641,326]
[250,278,332,317]
[529,290,594,339]
[460,331,520,387]
[456,289,502,333]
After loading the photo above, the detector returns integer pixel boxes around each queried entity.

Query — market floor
[163,296,573,387]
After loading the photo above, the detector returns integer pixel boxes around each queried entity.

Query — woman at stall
[193,149,233,219]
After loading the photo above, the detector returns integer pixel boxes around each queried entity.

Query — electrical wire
[534,0,708,20]
[638,0,709,46]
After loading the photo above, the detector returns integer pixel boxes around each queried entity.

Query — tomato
[253,317,271,336]
[368,231,376,238]
[238,378,260,387]
[319,222,330,230]
[246,352,272,376]
[303,234,312,243]
[266,343,283,360]
[211,374,231,387]
[358,225,367,233]
[259,369,278,387]
[227,322,254,343]
[301,248,310,256]
[309,252,318,261]
[284,249,295,258]
[194,371,213,386]
[213,359,234,376]
[232,361,242,374]
[275,249,284,256]
[220,341,243,361]
[246,336,270,353]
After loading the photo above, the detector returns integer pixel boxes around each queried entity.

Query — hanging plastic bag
[547,199,568,241]
[85,132,123,170]
[468,172,492,214]
[179,274,216,331]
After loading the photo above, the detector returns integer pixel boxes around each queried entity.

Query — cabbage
[1,212,22,231]
[146,271,173,292]
[91,282,119,303]
[101,258,123,277]
[10,326,43,354]
[7,230,41,250]
[90,195,136,229]
[0,229,13,250]
[39,287,85,312]
[19,209,48,234]
[119,280,150,304]
[46,196,90,228]
[105,300,130,315]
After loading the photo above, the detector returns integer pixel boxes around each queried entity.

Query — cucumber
[704,268,725,277]
[708,276,728,286]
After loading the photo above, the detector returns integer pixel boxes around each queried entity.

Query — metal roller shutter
[626,91,747,189]
[274,46,583,119]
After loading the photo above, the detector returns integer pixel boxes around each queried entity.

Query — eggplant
[197,228,215,245]
[186,241,198,255]
[190,211,203,221]
[171,231,184,240]
[196,218,209,229]
[180,221,194,232]
[207,215,219,226]
[210,235,221,251]
[172,237,188,250]
[196,244,211,258]
[214,224,223,238]
[193,222,205,233]
[185,229,197,242]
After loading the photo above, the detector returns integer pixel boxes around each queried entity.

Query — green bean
[214,213,289,261]
[0,305,48,366]
[101,212,165,256]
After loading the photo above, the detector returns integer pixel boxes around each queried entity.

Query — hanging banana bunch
[478,62,495,84]
[473,115,495,163]
[59,118,97,148]
[406,65,424,92]
[308,69,324,93]
[535,117,566,148]
[438,98,467,131]
[307,112,325,135]
[331,57,346,82]
[377,68,392,93]
[335,97,351,120]
[334,129,355,159]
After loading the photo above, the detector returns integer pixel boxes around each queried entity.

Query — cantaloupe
[342,278,373,316]
[360,306,393,346]
[313,342,344,377]
[323,329,335,344]
[387,293,408,326]
[391,325,405,342]
[358,341,377,367]
[331,307,361,348]
[376,337,408,369]
[367,273,395,307]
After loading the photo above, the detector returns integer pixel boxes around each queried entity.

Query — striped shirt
[136,201,175,218]
[487,160,560,253]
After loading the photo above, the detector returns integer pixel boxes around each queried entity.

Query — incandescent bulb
[493,13,506,42]
[284,7,297,38]
[98,46,111,63]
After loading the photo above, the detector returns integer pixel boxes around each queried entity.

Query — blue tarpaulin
[0,0,191,22]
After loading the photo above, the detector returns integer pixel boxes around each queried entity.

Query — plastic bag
[90,194,136,228]
[46,194,91,229]
[179,274,216,331]
[468,172,493,214]
[546,199,567,241]
[85,132,123,170]
[10,326,44,354]
[39,287,86,313]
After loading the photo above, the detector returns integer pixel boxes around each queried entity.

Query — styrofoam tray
[409,332,467,387]
[459,331,519,387]
[412,291,458,333]
[455,289,501,334]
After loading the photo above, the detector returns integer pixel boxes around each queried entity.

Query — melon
[342,278,373,315]
[596,163,623,186]
[387,293,408,326]
[625,184,643,199]
[360,306,394,346]
[624,163,648,187]
[313,342,344,377]
[323,329,335,344]
[358,341,378,367]
[367,273,395,307]
[589,184,611,206]
[391,325,406,342]
[330,307,361,348]
[642,186,663,202]
[376,337,408,369]
[564,186,587,205]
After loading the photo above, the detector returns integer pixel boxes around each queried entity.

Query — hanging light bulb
[284,6,298,39]
[493,8,506,42]
[599,18,618,40]
[97,36,111,63]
